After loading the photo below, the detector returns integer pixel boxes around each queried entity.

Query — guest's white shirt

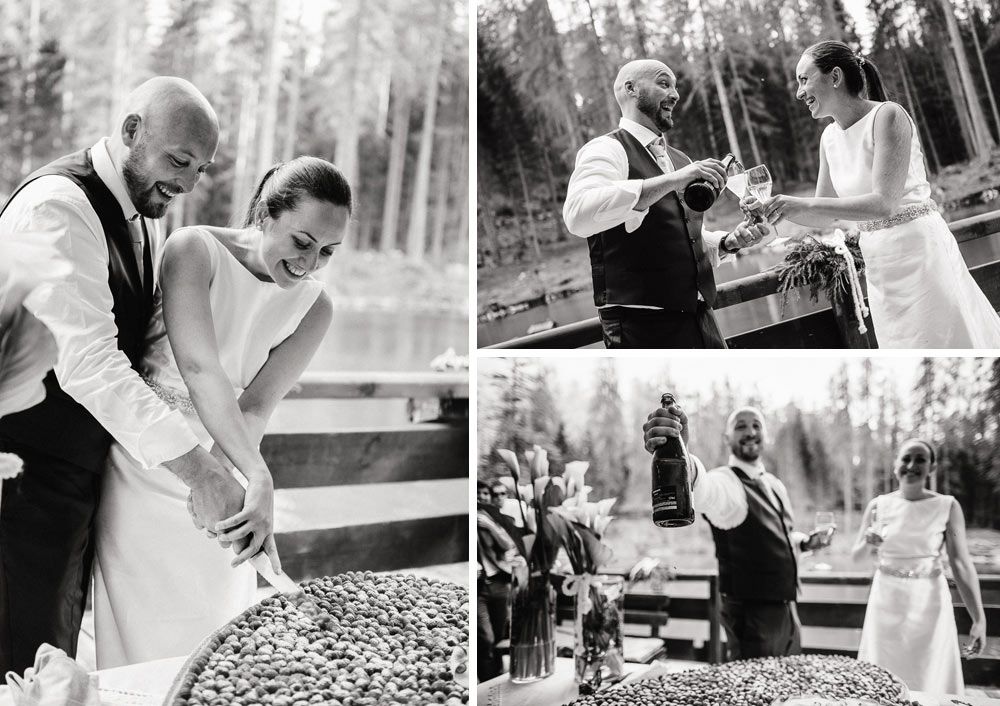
[691,454,796,531]
[562,117,731,258]
[0,138,200,468]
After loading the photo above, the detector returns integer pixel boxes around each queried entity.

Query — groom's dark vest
[706,467,799,602]
[587,129,717,311]
[0,149,153,472]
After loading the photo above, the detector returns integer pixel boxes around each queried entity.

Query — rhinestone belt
[877,563,942,579]
[141,374,196,414]
[858,199,938,232]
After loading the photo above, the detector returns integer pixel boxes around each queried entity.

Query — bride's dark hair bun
[242,156,353,228]
[804,40,889,103]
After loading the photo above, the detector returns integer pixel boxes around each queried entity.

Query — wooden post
[709,574,722,664]
[830,289,878,349]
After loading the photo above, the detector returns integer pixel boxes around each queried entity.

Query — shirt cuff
[702,228,734,266]
[136,411,202,468]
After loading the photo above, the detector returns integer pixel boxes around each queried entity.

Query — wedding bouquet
[773,229,865,312]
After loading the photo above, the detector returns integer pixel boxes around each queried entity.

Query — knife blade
[248,552,339,630]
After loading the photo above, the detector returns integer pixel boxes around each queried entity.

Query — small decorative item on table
[566,573,625,688]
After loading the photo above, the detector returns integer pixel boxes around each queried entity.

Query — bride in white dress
[92,156,352,668]
[851,439,986,694]
[761,40,1000,349]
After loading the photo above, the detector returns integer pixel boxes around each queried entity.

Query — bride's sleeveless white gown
[92,227,324,668]
[822,102,1000,348]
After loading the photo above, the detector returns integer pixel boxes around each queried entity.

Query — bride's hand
[762,195,806,225]
[213,474,276,569]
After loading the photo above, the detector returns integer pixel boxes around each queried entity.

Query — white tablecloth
[0,656,185,706]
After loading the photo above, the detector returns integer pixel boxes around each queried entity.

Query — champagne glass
[814,511,836,552]
[744,164,774,234]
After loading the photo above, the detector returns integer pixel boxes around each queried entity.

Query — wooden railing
[260,370,469,581]
[486,210,1000,349]
[576,570,1000,683]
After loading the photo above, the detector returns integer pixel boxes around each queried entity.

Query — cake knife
[248,552,339,630]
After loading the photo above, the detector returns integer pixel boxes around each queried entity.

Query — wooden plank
[274,515,468,579]
[970,260,1000,306]
[727,309,848,348]
[715,270,782,308]
[288,371,469,400]
[952,211,1000,244]
[262,424,468,488]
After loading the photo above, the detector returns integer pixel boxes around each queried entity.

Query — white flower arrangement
[0,453,23,480]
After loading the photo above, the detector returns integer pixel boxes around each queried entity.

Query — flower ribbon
[561,573,595,616]
[821,229,869,334]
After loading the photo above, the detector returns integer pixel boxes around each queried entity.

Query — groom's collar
[90,138,141,223]
[619,117,661,149]
[729,454,767,479]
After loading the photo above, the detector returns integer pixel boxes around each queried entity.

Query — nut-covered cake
[564,655,913,706]
[164,571,469,706]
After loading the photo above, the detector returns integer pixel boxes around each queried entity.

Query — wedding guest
[643,403,832,659]
[762,40,1000,348]
[0,77,241,674]
[92,156,350,667]
[477,481,518,681]
[562,58,770,349]
[851,439,986,694]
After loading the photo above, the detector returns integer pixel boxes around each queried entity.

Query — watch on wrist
[720,232,740,254]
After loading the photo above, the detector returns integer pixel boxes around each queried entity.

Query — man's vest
[0,149,154,472]
[587,129,717,311]
[706,466,799,602]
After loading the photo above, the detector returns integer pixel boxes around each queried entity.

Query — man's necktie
[649,136,671,173]
[139,217,153,302]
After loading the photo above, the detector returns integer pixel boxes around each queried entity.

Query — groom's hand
[727,221,771,249]
[643,404,689,454]
[164,446,245,535]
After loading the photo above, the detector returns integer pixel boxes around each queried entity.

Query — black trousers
[0,438,101,674]
[720,596,802,661]
[477,573,512,682]
[598,303,727,349]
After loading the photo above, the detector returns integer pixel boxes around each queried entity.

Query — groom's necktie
[649,136,671,173]
[138,217,153,302]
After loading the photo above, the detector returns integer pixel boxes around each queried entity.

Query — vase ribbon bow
[820,229,869,335]
[561,573,595,615]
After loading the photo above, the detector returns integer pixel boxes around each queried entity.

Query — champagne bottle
[682,153,736,212]
[651,392,695,527]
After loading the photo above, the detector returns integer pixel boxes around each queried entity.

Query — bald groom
[0,77,246,673]
[563,59,770,348]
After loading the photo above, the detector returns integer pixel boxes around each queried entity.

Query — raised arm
[160,228,276,566]
[944,497,987,656]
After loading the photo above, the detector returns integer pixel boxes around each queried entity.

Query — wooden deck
[486,209,1000,349]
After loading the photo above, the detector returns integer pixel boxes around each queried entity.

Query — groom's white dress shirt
[0,138,200,468]
[690,454,796,531]
[563,118,734,309]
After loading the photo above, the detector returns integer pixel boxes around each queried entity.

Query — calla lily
[518,483,534,503]
[496,448,521,482]
[529,444,549,480]
[563,461,589,498]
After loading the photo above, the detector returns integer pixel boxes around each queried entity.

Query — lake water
[478,209,1000,347]
[270,307,468,432]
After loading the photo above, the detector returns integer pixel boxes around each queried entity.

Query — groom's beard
[637,91,674,132]
[122,142,169,219]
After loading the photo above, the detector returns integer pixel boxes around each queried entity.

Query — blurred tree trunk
[540,144,568,240]
[580,0,620,128]
[280,2,306,162]
[941,45,978,161]
[628,0,648,56]
[896,47,939,174]
[405,0,445,260]
[477,177,500,268]
[381,89,411,253]
[966,3,1000,141]
[256,0,283,178]
[230,60,261,224]
[512,140,542,262]
[939,0,994,156]
[335,0,364,222]
[727,48,761,165]
[429,131,453,261]
[708,50,742,163]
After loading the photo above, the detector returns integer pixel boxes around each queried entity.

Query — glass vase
[509,573,556,683]
[573,573,625,687]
